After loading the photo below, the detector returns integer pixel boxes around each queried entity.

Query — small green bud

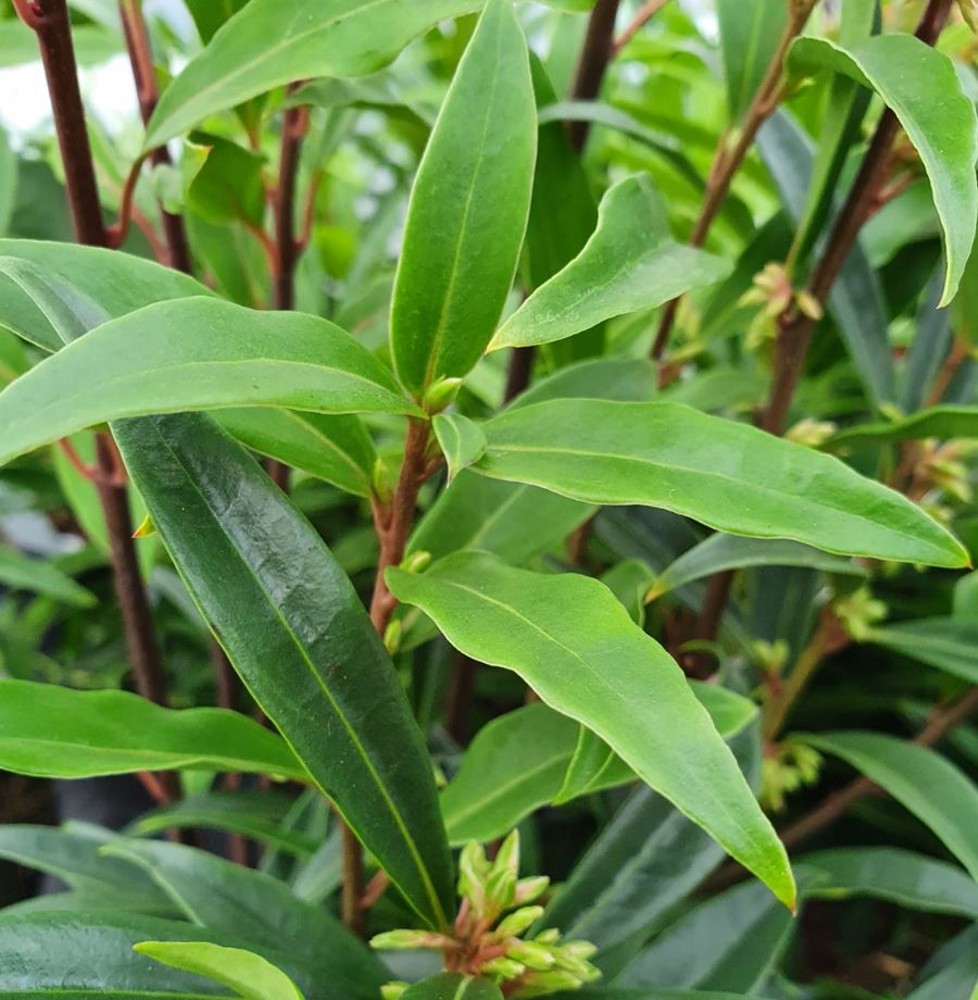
[399,550,432,575]
[496,905,545,938]
[423,377,464,413]
[506,939,556,971]
[371,457,393,502]
[485,830,520,914]
[560,940,598,961]
[513,876,550,906]
[381,984,409,1000]
[132,513,156,538]
[458,841,491,916]
[370,929,447,951]
[383,619,403,655]
[533,928,561,945]
[481,957,526,979]
[552,951,598,980]
[514,969,583,995]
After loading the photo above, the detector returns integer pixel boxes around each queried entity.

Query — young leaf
[433,413,487,484]
[0,679,304,780]
[866,618,978,684]
[135,943,304,1000]
[111,841,385,996]
[390,0,536,398]
[715,0,788,122]
[491,175,731,351]
[799,731,978,881]
[0,297,417,469]
[788,34,978,303]
[388,551,796,910]
[113,413,454,930]
[0,546,96,607]
[473,400,968,568]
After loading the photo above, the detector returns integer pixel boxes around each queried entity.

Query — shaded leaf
[0,546,96,607]
[866,618,978,684]
[830,405,978,447]
[433,413,487,484]
[402,974,503,999]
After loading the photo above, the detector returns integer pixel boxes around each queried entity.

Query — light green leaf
[799,731,978,881]
[0,126,16,237]
[402,975,503,999]
[114,413,454,930]
[391,0,536,398]
[215,409,377,498]
[830,405,978,447]
[0,679,304,780]
[388,552,796,909]
[866,618,978,684]
[112,840,384,996]
[491,176,730,351]
[183,0,252,44]
[433,413,487,484]
[716,0,788,122]
[473,399,968,568]
[648,534,866,600]
[0,546,96,607]
[0,21,121,68]
[0,296,417,469]
[135,943,303,1000]
[788,34,978,303]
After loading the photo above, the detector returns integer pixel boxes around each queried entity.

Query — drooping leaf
[113,413,454,930]
[788,34,978,303]
[186,134,266,227]
[401,975,503,999]
[0,296,417,469]
[866,618,978,684]
[0,679,305,780]
[109,840,384,996]
[648,534,865,600]
[830,405,978,447]
[472,399,968,568]
[135,943,303,1000]
[390,0,536,398]
[0,546,96,607]
[388,552,796,909]
[799,731,978,881]
[715,0,788,122]
[492,176,729,351]
[433,413,487,484]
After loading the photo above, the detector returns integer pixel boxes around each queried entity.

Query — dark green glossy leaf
[788,34,978,303]
[0,296,416,468]
[135,943,303,1000]
[473,399,968,568]
[648,534,865,600]
[0,546,96,607]
[866,618,978,684]
[402,975,503,999]
[114,413,454,930]
[800,731,978,880]
[492,176,729,351]
[388,552,795,909]
[107,840,384,997]
[391,0,536,397]
[0,679,304,780]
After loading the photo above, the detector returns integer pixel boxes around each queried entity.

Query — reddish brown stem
[503,347,534,403]
[274,97,310,312]
[568,0,621,152]
[613,0,670,55]
[341,815,366,936]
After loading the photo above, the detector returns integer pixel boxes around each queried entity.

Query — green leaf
[0,243,210,353]
[183,0,252,44]
[402,974,503,999]
[0,679,304,780]
[135,943,303,1000]
[390,0,536,398]
[716,0,788,122]
[109,840,384,996]
[388,552,796,909]
[866,618,978,684]
[788,34,978,304]
[0,126,16,237]
[492,175,730,351]
[0,296,416,469]
[433,413,487,484]
[799,731,978,881]
[830,405,978,447]
[186,134,266,227]
[0,21,121,68]
[804,847,978,919]
[648,534,866,600]
[215,409,377,498]
[129,793,319,858]
[0,546,96,607]
[113,413,454,930]
[473,399,968,568]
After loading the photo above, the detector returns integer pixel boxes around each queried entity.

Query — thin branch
[613,0,670,56]
[651,0,817,362]
[273,96,310,312]
[106,152,147,248]
[568,0,621,152]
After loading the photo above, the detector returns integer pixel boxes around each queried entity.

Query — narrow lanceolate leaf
[0,296,416,469]
[114,414,454,930]
[716,0,788,122]
[830,406,978,447]
[433,413,487,483]
[648,534,865,600]
[866,618,978,684]
[135,943,303,1000]
[388,552,796,909]
[473,400,968,568]
[390,0,536,398]
[0,245,209,353]
[799,731,978,881]
[491,176,731,351]
[111,841,385,997]
[0,679,304,780]
[788,35,978,303]
[402,974,503,999]
[0,546,96,607]
[215,409,377,498]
